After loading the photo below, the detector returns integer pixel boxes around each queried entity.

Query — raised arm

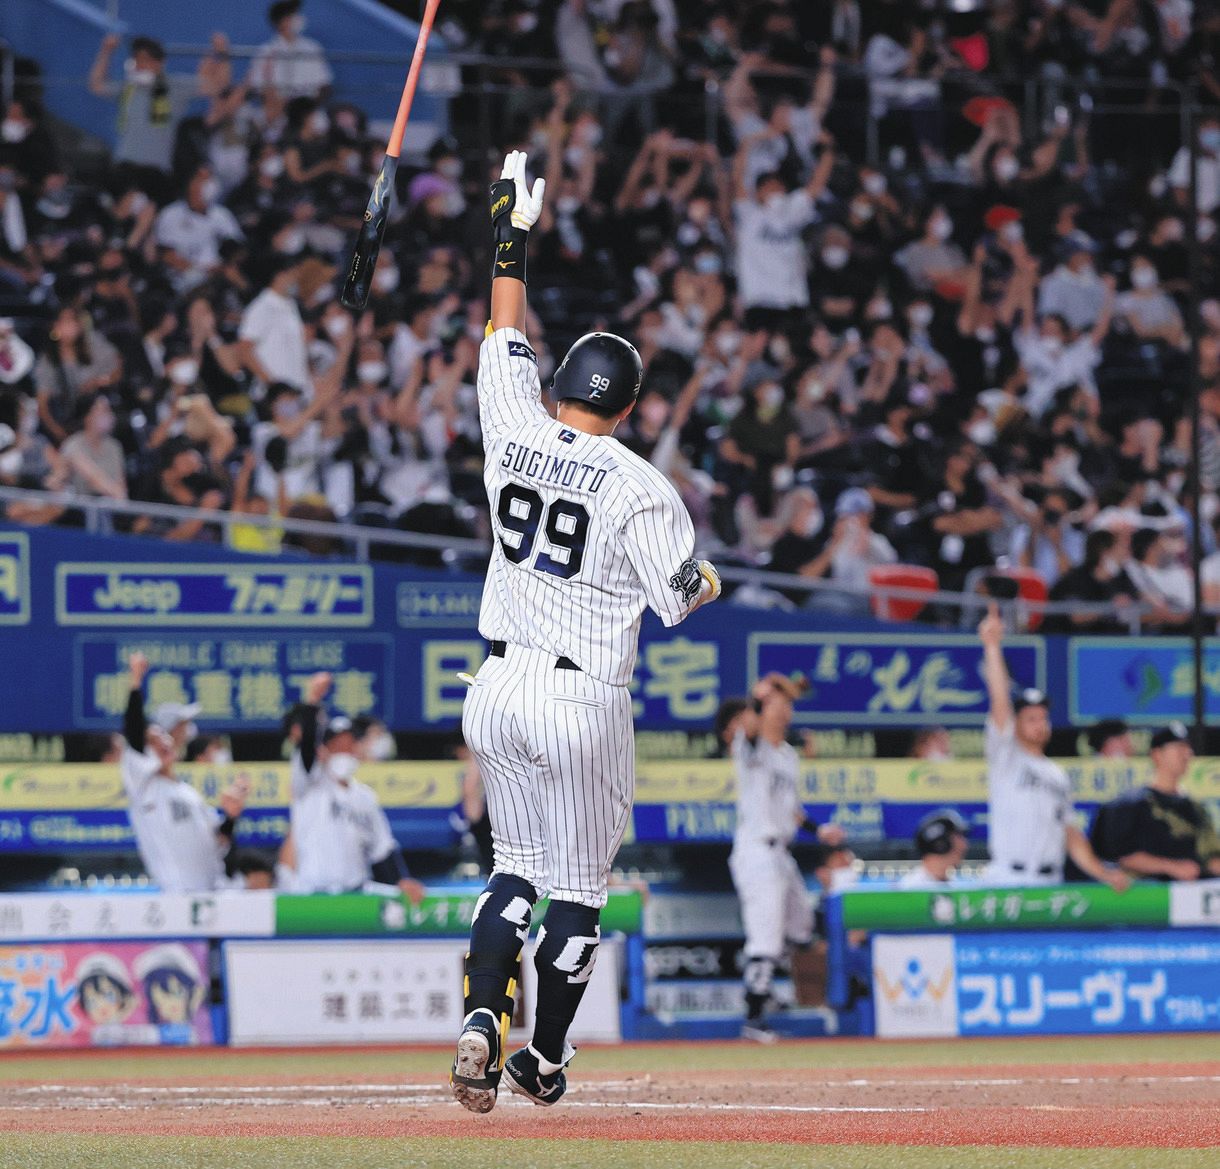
[124,651,151,751]
[489,151,546,334]
[89,33,120,98]
[978,601,1013,732]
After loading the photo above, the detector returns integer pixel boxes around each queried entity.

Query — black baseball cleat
[450,1008,503,1113]
[503,1042,575,1106]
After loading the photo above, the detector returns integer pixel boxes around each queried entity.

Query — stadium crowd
[3,0,1220,624]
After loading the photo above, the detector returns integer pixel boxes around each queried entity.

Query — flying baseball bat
[340,0,443,310]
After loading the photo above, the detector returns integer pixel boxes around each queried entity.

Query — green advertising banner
[274,890,644,938]
[840,884,1172,931]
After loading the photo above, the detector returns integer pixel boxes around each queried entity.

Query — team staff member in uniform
[978,604,1129,891]
[716,673,844,1044]
[121,652,247,892]
[451,151,722,1113]
[1090,722,1220,880]
[898,810,970,889]
[286,672,426,902]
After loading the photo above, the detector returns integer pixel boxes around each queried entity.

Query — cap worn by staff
[150,702,202,732]
[1150,721,1190,750]
[322,715,354,744]
[1013,687,1049,712]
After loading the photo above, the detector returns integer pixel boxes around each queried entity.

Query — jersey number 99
[496,484,590,580]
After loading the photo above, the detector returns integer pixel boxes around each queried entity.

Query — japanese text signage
[0,941,212,1048]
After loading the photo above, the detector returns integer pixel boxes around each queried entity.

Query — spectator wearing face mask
[1126,526,1193,629]
[57,395,126,501]
[88,33,219,197]
[719,364,799,521]
[893,206,969,294]
[1011,488,1086,587]
[0,100,60,187]
[1045,529,1138,633]
[731,132,835,326]
[35,308,122,445]
[155,165,243,293]
[253,1,334,105]
[1038,234,1109,331]
[1168,112,1220,214]
[1114,255,1186,347]
[238,256,309,394]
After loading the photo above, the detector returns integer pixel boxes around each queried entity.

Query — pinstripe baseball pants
[462,643,634,909]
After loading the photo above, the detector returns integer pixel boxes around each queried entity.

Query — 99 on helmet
[550,332,643,413]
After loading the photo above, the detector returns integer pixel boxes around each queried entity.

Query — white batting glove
[698,559,722,604]
[500,150,546,232]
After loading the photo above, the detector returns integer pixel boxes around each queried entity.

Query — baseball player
[898,809,970,889]
[450,150,721,1112]
[285,672,426,902]
[978,604,1129,890]
[716,673,844,1043]
[121,653,247,892]
[1090,721,1220,880]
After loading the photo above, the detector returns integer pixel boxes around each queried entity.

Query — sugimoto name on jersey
[498,439,609,494]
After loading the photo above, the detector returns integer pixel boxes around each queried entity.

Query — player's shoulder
[604,440,682,507]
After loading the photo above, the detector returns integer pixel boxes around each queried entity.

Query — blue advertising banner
[872,929,1220,1037]
[955,930,1220,1035]
[1069,638,1220,725]
[751,633,1045,726]
[0,522,1208,737]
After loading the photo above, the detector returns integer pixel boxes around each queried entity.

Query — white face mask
[1131,265,1157,289]
[328,752,359,782]
[821,246,849,270]
[862,173,886,195]
[260,155,284,179]
[210,748,233,766]
[0,447,22,477]
[169,360,199,385]
[715,331,740,357]
[363,732,395,762]
[764,192,786,212]
[1042,336,1064,358]
[373,266,399,294]
[967,419,996,445]
[994,155,1019,183]
[760,385,784,410]
[437,158,462,180]
[799,509,824,538]
[850,199,874,221]
[930,215,952,240]
[1202,218,1219,243]
[909,304,933,329]
[199,178,220,207]
[125,60,157,86]
[0,120,28,144]
[1001,220,1024,243]
[324,314,352,340]
[289,14,307,36]
[358,360,387,384]
[557,195,580,216]
[829,866,859,893]
[308,111,330,136]
[279,228,306,255]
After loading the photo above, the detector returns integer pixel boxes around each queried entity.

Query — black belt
[1009,862,1055,876]
[489,640,581,671]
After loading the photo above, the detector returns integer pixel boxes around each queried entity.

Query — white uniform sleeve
[476,327,549,441]
[120,746,159,800]
[290,749,322,801]
[983,717,1016,783]
[366,799,398,867]
[619,477,701,627]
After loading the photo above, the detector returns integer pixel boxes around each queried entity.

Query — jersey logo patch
[508,340,537,363]
[669,557,702,603]
[559,428,576,444]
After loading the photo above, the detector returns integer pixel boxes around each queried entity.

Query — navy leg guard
[531,899,600,1065]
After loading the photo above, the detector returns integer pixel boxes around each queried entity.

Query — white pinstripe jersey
[731,731,801,847]
[120,749,227,893]
[984,717,1071,874]
[476,327,704,685]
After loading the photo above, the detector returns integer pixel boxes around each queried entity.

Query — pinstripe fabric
[462,646,633,907]
[476,327,701,685]
[467,327,703,906]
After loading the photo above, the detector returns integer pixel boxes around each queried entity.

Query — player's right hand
[1103,867,1132,894]
[491,150,545,234]
[978,601,1004,647]
[127,651,149,684]
[305,671,332,705]
[698,559,721,604]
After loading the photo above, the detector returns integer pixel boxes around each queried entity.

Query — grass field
[3,1034,1218,1169]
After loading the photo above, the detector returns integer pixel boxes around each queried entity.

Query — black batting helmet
[915,809,968,856]
[551,332,643,413]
